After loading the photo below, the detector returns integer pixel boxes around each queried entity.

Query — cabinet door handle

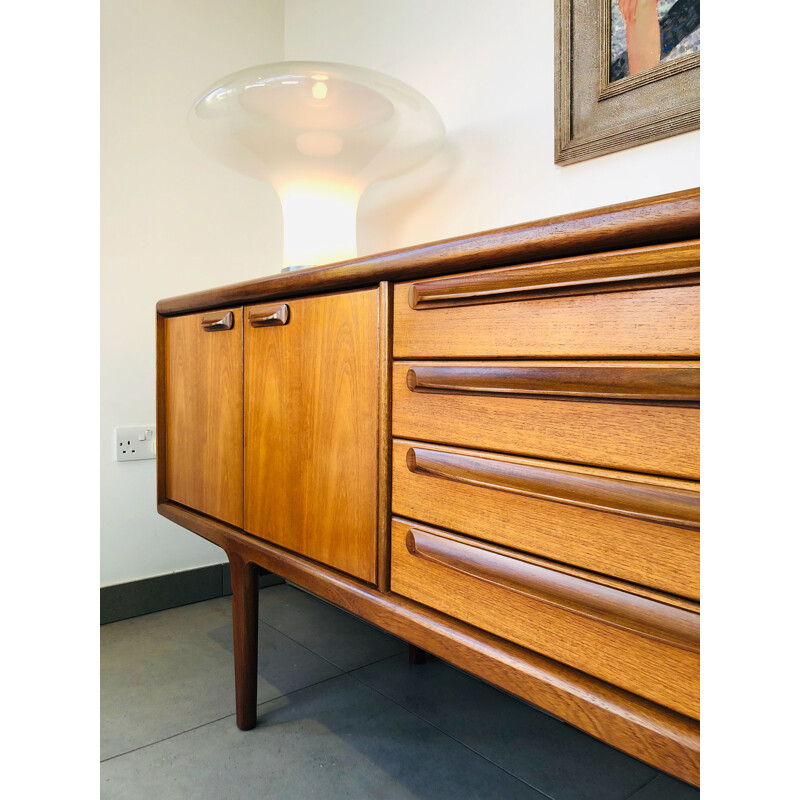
[201,311,234,331]
[248,304,290,327]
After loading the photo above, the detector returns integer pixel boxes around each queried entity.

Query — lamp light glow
[280,180,359,267]
[311,81,328,100]
[188,61,445,269]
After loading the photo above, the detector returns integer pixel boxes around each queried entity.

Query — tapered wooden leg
[408,644,428,664]
[229,552,259,730]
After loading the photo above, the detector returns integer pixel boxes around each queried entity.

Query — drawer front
[393,242,699,359]
[391,519,699,719]
[392,440,699,599]
[393,362,699,479]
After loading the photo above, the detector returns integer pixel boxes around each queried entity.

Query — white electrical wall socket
[114,425,156,462]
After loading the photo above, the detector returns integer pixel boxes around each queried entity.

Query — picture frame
[555,0,700,165]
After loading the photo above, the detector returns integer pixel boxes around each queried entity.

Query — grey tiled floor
[100,583,700,799]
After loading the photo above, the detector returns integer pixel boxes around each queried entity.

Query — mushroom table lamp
[188,61,445,270]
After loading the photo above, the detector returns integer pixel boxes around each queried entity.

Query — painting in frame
[555,0,700,165]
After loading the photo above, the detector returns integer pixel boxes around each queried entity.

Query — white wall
[100,0,284,586]
[101,0,699,587]
[284,0,700,257]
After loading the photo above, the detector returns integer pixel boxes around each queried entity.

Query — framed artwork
[555,0,700,164]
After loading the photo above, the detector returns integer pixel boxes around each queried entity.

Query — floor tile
[353,654,656,800]
[101,595,341,760]
[258,583,407,671]
[101,673,548,800]
[625,774,700,799]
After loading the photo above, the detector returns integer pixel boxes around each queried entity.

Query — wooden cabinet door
[164,308,243,528]
[244,290,379,584]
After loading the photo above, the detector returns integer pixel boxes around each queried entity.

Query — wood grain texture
[394,441,698,598]
[156,189,701,786]
[164,308,243,527]
[156,189,699,316]
[406,362,699,403]
[404,527,699,651]
[407,240,698,309]
[393,363,700,479]
[244,289,379,584]
[157,500,700,786]
[391,519,699,719]
[229,551,259,730]
[395,283,699,359]
[405,443,699,529]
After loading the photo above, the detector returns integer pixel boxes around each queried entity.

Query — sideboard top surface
[157,187,700,317]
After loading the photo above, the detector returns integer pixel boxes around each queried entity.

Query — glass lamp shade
[188,61,445,268]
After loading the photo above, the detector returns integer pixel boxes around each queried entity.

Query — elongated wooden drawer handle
[407,241,700,310]
[405,527,700,652]
[406,364,699,403]
[406,446,699,529]
[248,304,290,327]
[200,311,234,331]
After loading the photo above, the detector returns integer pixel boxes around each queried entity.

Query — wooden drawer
[392,439,699,599]
[393,242,699,359]
[391,518,699,719]
[392,361,699,479]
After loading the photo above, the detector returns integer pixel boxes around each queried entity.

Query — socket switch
[115,425,156,462]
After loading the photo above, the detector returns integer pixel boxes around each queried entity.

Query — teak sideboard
[156,188,700,786]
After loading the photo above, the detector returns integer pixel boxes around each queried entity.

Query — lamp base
[280,264,313,273]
